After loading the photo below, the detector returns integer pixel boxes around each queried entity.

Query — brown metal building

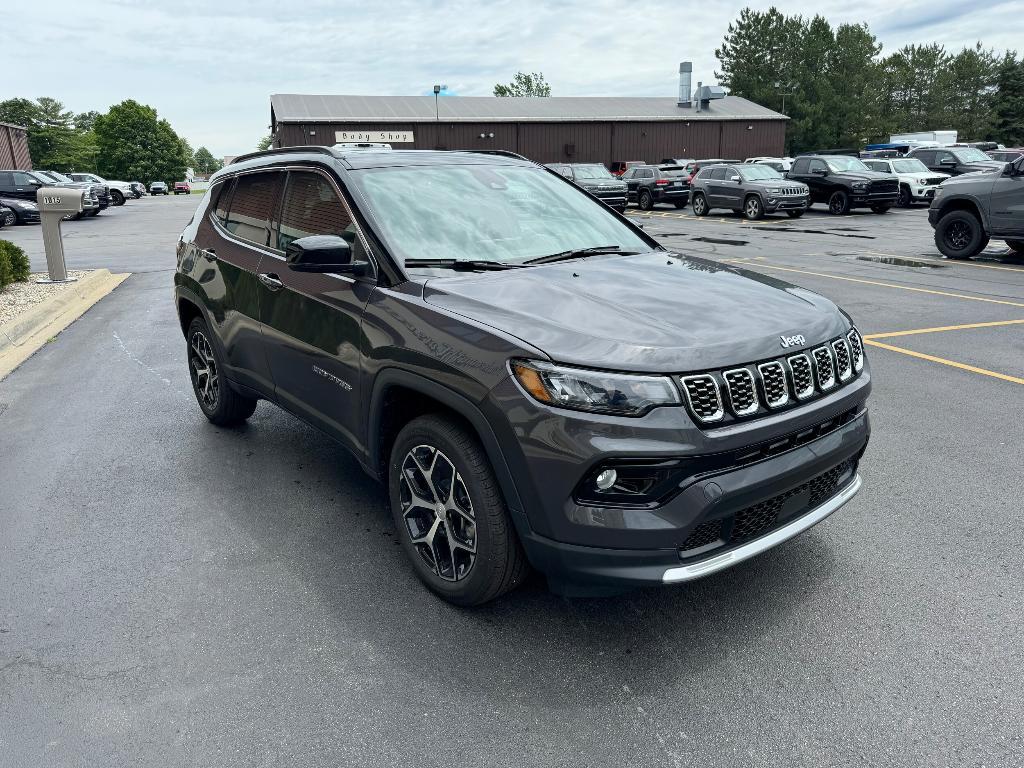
[269,92,787,165]
[1,122,32,170]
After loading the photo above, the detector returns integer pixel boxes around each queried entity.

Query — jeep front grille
[781,187,805,195]
[723,368,758,416]
[681,374,724,422]
[679,331,865,426]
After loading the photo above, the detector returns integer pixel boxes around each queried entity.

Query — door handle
[200,248,217,262]
[258,272,284,291]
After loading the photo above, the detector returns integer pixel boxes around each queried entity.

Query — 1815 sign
[335,130,414,143]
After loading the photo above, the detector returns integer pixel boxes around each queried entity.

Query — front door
[990,161,1024,237]
[257,169,375,451]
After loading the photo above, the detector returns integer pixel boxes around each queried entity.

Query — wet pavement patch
[857,255,946,268]
[691,236,749,246]
[745,226,875,239]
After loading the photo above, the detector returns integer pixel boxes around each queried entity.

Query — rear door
[194,172,280,394]
[257,168,376,450]
[705,168,726,206]
[719,165,743,210]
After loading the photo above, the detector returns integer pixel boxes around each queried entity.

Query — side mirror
[27,179,42,187]
[812,168,828,176]
[939,158,956,166]
[285,235,367,276]
[729,175,741,182]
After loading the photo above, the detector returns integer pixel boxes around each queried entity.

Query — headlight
[918,178,929,185]
[511,359,680,417]
[768,187,781,194]
[852,182,868,191]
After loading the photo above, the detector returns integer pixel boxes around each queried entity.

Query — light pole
[433,84,441,122]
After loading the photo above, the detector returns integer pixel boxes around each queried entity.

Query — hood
[577,178,627,189]
[958,162,1006,174]
[830,170,896,182]
[748,178,806,188]
[421,252,848,372]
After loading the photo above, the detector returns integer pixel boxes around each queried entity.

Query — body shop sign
[335,130,414,143]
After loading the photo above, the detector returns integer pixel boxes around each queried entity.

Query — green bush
[0,240,31,289]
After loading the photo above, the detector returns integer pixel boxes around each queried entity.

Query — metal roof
[270,94,786,124]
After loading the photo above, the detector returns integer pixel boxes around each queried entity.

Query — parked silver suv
[691,163,809,220]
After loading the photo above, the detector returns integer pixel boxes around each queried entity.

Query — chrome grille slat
[680,374,724,423]
[757,361,790,408]
[832,338,853,381]
[787,354,815,400]
[847,329,864,372]
[723,368,758,416]
[812,346,836,390]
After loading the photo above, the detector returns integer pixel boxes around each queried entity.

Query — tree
[0,98,42,127]
[193,146,222,174]
[75,111,101,132]
[93,100,189,185]
[992,52,1024,145]
[256,135,272,151]
[0,97,96,172]
[936,45,999,140]
[493,72,551,97]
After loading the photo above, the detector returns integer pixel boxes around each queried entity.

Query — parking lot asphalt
[2,194,1023,766]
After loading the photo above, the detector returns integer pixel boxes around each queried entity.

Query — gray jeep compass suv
[174,146,871,605]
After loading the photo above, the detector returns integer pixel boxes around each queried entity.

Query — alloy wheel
[944,220,972,251]
[189,331,220,409]
[828,192,847,215]
[399,445,477,581]
[693,195,706,215]
[745,198,761,219]
[2,211,16,227]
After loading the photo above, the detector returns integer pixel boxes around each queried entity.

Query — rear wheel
[786,210,805,218]
[743,195,764,220]
[186,317,257,425]
[389,415,528,606]
[934,210,987,259]
[897,185,912,207]
[674,200,687,209]
[828,191,850,215]
[691,193,709,216]
[638,189,653,211]
[871,205,890,214]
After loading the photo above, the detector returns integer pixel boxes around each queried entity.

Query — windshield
[46,171,74,182]
[350,164,651,266]
[890,159,928,174]
[738,165,783,181]
[825,157,870,172]
[572,165,614,180]
[951,147,993,163]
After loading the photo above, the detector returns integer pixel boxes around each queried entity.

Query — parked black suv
[546,163,628,212]
[928,154,1024,259]
[907,146,1006,177]
[621,164,690,210]
[787,155,899,214]
[174,146,871,605]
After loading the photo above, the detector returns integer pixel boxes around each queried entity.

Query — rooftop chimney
[695,81,702,113]
[678,62,692,107]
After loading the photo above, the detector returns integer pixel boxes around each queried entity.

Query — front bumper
[850,191,898,208]
[912,186,940,201]
[765,194,808,212]
[15,208,41,224]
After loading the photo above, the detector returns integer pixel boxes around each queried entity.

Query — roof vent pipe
[678,62,692,107]
[695,81,702,113]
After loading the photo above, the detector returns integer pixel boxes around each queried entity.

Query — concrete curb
[0,269,130,380]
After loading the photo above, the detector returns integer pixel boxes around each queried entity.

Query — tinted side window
[621,169,634,179]
[275,171,352,252]
[914,151,934,165]
[791,158,809,174]
[808,159,828,174]
[0,172,12,187]
[13,172,36,186]
[212,179,235,226]
[641,168,654,179]
[935,150,954,164]
[223,172,281,247]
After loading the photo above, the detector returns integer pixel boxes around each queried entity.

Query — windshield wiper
[524,245,637,265]
[404,258,524,271]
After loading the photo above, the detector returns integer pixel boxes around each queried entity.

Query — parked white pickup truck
[862,157,949,207]
[70,172,133,206]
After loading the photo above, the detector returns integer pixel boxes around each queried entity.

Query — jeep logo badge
[780,334,806,348]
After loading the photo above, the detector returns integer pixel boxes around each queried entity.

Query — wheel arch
[367,368,526,519]
[936,196,986,227]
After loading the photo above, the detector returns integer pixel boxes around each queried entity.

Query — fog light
[595,468,618,490]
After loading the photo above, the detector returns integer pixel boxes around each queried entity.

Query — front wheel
[897,185,912,207]
[743,195,764,220]
[186,317,257,425]
[111,190,124,206]
[934,210,987,259]
[2,210,16,227]
[691,193,709,216]
[828,191,850,215]
[638,189,653,211]
[674,200,687,209]
[786,210,805,218]
[389,415,528,606]
[871,205,890,214]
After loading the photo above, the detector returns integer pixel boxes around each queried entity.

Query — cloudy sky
[11,0,1022,156]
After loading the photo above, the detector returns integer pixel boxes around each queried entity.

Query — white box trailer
[890,130,957,146]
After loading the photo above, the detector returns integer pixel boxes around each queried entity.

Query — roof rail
[230,145,337,165]
[463,149,531,162]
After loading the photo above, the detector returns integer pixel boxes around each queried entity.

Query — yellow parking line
[864,318,1024,340]
[730,261,1024,309]
[864,340,1024,385]
[863,250,1024,273]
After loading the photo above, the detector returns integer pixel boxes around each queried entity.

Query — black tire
[871,205,890,214]
[389,414,528,606]
[743,195,764,220]
[186,317,257,426]
[786,210,805,218]
[934,210,987,259]
[89,209,100,217]
[3,209,17,227]
[1006,239,1024,255]
[111,190,125,206]
[614,206,626,215]
[828,190,850,215]
[691,193,709,216]
[897,185,912,208]
[638,189,654,211]
[673,200,687,209]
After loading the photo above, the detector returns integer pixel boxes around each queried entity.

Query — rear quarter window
[222,172,282,247]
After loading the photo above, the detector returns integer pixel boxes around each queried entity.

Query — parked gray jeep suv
[928,155,1024,259]
[174,146,871,605]
[690,163,809,219]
